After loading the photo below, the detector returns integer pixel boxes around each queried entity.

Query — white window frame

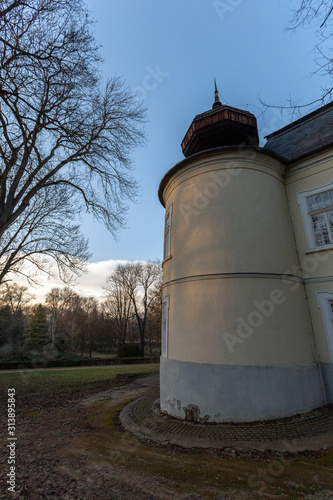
[317,291,333,362]
[297,182,333,252]
[163,204,173,261]
[161,294,170,358]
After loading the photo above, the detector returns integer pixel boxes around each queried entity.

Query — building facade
[159,90,333,422]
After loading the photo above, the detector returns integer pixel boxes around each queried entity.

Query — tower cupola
[181,82,259,158]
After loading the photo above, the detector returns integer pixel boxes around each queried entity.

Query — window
[317,292,333,362]
[161,295,170,358]
[163,204,172,261]
[307,189,333,246]
[297,183,333,251]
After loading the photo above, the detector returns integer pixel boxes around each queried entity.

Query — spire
[213,78,222,109]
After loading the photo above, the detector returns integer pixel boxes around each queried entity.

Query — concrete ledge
[160,357,326,422]
[322,363,333,404]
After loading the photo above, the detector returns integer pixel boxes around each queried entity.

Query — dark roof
[193,104,255,122]
[264,101,333,163]
[181,104,259,158]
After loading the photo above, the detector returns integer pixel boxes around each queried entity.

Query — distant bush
[118,343,142,358]
[0,351,86,363]
[54,352,83,361]
[0,354,31,362]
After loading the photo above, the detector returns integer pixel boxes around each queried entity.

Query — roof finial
[213,78,222,109]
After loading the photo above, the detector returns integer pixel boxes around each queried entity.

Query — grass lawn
[0,363,159,394]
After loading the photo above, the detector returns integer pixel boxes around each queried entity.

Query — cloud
[7,259,135,303]
[73,259,130,299]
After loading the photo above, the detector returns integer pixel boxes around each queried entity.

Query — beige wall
[286,152,333,276]
[164,277,315,365]
[286,151,333,363]
[163,152,299,283]
[162,150,317,367]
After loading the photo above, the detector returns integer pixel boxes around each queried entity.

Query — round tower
[159,85,326,422]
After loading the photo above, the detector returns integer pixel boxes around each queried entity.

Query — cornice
[158,146,286,207]
[286,149,333,178]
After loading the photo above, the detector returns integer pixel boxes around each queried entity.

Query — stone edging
[120,392,333,452]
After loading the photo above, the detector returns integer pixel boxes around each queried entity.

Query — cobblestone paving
[127,391,333,443]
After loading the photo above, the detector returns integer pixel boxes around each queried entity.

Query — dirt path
[1,374,333,499]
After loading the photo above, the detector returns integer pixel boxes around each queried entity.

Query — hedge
[0,356,160,370]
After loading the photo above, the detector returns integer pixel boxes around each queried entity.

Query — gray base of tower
[160,357,327,423]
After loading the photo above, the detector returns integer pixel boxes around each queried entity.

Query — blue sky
[82,0,322,263]
[19,0,327,301]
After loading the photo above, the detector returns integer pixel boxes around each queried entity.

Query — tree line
[0,261,162,360]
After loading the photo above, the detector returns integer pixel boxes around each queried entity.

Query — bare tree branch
[260,2,333,118]
[0,0,146,284]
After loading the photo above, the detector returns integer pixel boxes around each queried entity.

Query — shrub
[118,343,142,358]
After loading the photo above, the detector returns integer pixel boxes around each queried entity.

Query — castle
[159,85,333,422]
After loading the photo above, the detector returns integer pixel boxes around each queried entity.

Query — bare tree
[0,282,35,315]
[0,185,90,284]
[0,0,145,284]
[81,296,99,357]
[45,286,73,347]
[44,286,86,353]
[105,261,162,356]
[289,1,333,30]
[289,1,333,103]
[261,1,333,115]
[60,289,83,354]
[103,267,133,347]
[145,272,163,354]
[0,281,34,352]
